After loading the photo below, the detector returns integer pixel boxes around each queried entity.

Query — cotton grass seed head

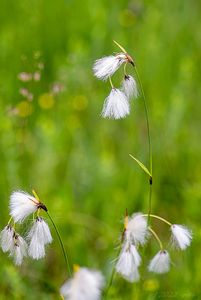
[148,250,170,274]
[122,75,138,99]
[101,88,129,119]
[9,191,47,223]
[171,224,192,250]
[116,241,141,283]
[60,267,105,300]
[0,225,15,253]
[126,213,148,246]
[10,233,28,266]
[93,54,127,81]
[27,217,53,260]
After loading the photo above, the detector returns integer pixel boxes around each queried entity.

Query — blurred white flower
[33,71,41,81]
[93,54,126,81]
[27,217,52,260]
[9,191,47,223]
[122,75,138,99]
[148,250,170,274]
[0,225,14,253]
[171,224,192,250]
[116,241,141,282]
[18,72,32,82]
[126,213,148,245]
[101,88,129,119]
[10,233,28,266]
[19,88,29,97]
[60,267,104,300]
[52,82,65,94]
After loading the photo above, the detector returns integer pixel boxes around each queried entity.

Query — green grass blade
[129,154,152,177]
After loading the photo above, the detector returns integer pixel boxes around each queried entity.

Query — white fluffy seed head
[28,238,45,260]
[122,75,139,99]
[0,225,15,253]
[116,241,141,282]
[9,191,39,223]
[126,213,148,246]
[101,88,130,119]
[10,234,28,266]
[93,54,126,81]
[148,250,170,274]
[27,217,52,260]
[171,224,192,250]
[60,267,105,300]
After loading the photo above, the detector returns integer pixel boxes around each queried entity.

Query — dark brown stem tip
[125,53,135,66]
[38,203,48,212]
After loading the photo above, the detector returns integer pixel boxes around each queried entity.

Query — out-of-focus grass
[0,0,201,299]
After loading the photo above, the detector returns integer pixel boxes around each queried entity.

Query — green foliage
[0,0,200,298]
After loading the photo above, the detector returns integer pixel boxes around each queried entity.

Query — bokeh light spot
[143,278,159,292]
[72,95,88,111]
[38,93,55,109]
[17,101,33,117]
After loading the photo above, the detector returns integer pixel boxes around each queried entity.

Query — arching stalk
[46,211,72,277]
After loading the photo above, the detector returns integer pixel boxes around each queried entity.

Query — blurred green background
[0,0,200,299]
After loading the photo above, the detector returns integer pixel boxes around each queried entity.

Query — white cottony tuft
[9,191,40,223]
[27,217,53,260]
[116,241,141,282]
[28,237,45,260]
[171,224,192,250]
[0,225,15,253]
[93,54,126,81]
[60,267,105,300]
[148,250,170,274]
[126,213,148,245]
[122,75,138,99]
[101,88,130,119]
[10,234,28,266]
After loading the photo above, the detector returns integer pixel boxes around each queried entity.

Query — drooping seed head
[0,225,15,253]
[148,250,170,274]
[9,191,47,223]
[170,224,192,250]
[93,54,127,81]
[101,88,130,119]
[116,240,141,282]
[60,267,105,300]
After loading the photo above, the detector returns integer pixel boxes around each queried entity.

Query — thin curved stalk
[46,211,72,277]
[134,66,153,221]
[148,227,163,250]
[143,214,172,226]
[109,76,114,89]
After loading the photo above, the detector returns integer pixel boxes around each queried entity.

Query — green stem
[148,184,152,220]
[7,217,13,225]
[143,214,172,226]
[124,62,128,76]
[103,246,121,299]
[148,227,163,250]
[109,76,114,89]
[134,66,153,219]
[46,211,72,277]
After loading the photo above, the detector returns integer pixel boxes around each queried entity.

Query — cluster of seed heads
[0,42,193,300]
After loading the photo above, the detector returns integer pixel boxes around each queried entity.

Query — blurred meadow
[0,0,201,299]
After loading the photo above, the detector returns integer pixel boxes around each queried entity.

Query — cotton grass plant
[92,40,192,298]
[0,41,192,299]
